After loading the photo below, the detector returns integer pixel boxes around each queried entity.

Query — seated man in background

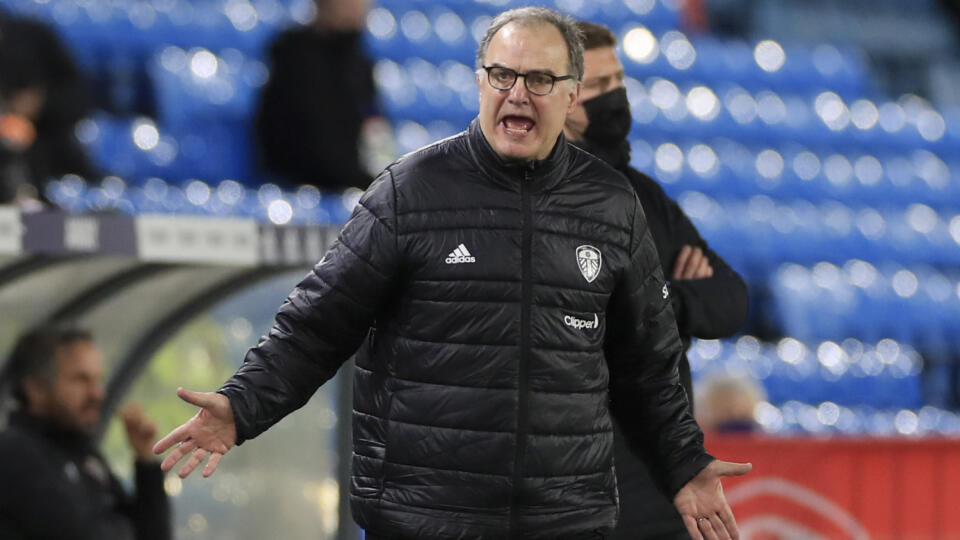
[696,375,764,434]
[254,0,381,192]
[0,326,170,540]
[562,21,750,540]
[0,9,95,204]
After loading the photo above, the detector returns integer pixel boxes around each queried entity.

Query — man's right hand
[153,388,237,479]
[672,245,713,280]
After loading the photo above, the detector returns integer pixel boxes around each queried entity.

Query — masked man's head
[563,22,632,162]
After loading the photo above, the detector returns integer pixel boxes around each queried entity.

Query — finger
[716,461,753,477]
[709,514,731,540]
[153,423,191,454]
[694,255,713,279]
[121,402,141,429]
[178,448,209,479]
[161,439,196,472]
[139,420,158,441]
[699,517,720,540]
[682,515,704,540]
[718,505,740,540]
[673,246,692,280]
[121,401,140,416]
[203,452,224,478]
[683,248,704,279]
[177,387,220,410]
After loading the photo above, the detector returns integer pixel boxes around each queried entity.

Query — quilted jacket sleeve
[219,169,400,443]
[604,196,714,497]
[626,169,748,340]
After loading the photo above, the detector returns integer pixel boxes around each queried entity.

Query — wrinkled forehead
[484,21,570,74]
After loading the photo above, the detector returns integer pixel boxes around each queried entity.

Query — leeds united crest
[576,245,602,283]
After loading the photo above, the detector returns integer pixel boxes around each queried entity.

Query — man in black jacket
[155,8,750,540]
[563,22,750,540]
[254,0,378,192]
[0,326,170,540]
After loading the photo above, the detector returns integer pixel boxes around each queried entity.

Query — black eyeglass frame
[481,65,577,96]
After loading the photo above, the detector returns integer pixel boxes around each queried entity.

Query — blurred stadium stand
[1,0,960,537]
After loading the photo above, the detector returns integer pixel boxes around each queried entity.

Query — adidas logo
[445,243,476,264]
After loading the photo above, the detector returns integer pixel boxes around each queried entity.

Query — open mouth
[501,115,535,136]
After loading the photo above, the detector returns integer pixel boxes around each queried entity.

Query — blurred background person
[563,20,749,540]
[0,326,170,540]
[0,9,95,205]
[254,0,382,193]
[695,375,765,434]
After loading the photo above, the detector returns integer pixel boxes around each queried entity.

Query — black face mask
[583,87,632,147]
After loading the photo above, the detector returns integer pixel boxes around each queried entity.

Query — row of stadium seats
[768,261,960,347]
[680,192,960,269]
[149,46,269,128]
[365,6,866,96]
[6,0,679,66]
[72,111,960,271]
[639,139,958,209]
[44,174,361,225]
[40,180,960,294]
[750,401,960,436]
[384,116,959,211]
[77,114,256,182]
[373,57,959,153]
[55,120,960,270]
[690,336,924,409]
[687,335,956,435]
[3,0,304,58]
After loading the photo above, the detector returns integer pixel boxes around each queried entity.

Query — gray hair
[475,7,585,82]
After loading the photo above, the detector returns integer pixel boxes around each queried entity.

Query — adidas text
[446,243,476,264]
[446,255,476,264]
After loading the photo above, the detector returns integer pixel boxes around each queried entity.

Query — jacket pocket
[351,391,394,500]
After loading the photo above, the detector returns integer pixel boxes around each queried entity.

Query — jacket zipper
[510,168,533,537]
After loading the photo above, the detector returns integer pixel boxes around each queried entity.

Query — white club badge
[576,245,602,283]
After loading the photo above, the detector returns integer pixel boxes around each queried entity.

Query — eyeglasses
[482,65,576,96]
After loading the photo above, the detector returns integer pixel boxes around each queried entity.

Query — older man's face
[477,22,579,162]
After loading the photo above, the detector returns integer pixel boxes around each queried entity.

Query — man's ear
[22,377,49,413]
[567,81,581,113]
[476,70,484,103]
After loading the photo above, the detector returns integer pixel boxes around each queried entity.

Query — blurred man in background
[0,326,170,540]
[563,21,749,540]
[695,375,764,434]
[0,9,95,205]
[254,0,381,192]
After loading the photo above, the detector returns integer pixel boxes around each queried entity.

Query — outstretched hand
[673,459,752,540]
[153,388,237,479]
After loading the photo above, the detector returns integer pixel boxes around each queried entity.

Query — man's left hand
[673,459,752,540]
[122,402,159,461]
[672,245,713,280]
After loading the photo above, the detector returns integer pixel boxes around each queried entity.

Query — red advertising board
[707,436,960,540]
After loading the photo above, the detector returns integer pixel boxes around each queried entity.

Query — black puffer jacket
[219,120,713,539]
